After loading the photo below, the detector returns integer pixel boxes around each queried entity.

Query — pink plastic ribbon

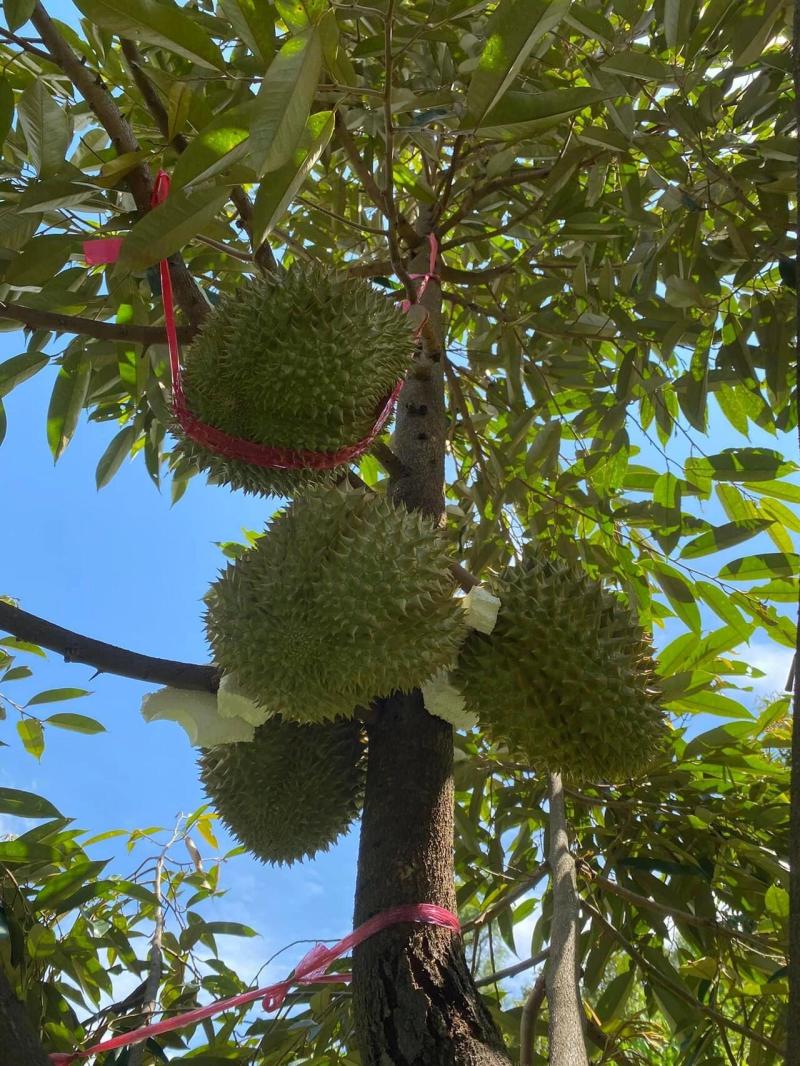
[49,903,459,1064]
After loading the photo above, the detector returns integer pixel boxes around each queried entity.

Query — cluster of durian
[453,552,667,783]
[171,265,414,496]
[200,487,466,863]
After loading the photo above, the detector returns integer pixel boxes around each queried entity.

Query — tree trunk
[0,967,51,1066]
[545,774,588,1066]
[352,215,511,1065]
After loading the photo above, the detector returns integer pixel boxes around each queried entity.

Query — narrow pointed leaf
[681,518,775,560]
[47,363,91,461]
[96,425,138,489]
[119,185,229,271]
[252,110,334,244]
[0,352,48,398]
[464,0,571,127]
[72,0,224,69]
[220,0,274,64]
[17,81,70,177]
[171,100,258,190]
[250,29,322,175]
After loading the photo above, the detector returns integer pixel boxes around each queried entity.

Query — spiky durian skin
[453,555,667,782]
[170,266,414,495]
[199,716,365,865]
[204,488,466,723]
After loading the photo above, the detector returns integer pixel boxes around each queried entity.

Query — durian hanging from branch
[204,486,466,722]
[171,265,415,496]
[200,716,366,865]
[454,552,667,783]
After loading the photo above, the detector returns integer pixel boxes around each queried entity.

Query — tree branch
[474,949,549,988]
[461,862,549,933]
[545,773,589,1065]
[519,972,546,1066]
[30,3,208,328]
[0,301,194,345]
[370,440,409,480]
[0,601,217,692]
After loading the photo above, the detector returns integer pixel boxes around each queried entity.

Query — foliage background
[0,0,796,1060]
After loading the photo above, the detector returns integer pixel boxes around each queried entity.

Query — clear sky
[0,337,363,985]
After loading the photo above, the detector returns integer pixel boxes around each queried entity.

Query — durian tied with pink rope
[171,264,416,496]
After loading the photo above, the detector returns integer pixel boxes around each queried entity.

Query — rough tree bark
[0,967,51,1066]
[351,214,511,1065]
[545,774,588,1066]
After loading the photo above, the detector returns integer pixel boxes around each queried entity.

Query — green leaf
[250,28,322,175]
[696,580,751,636]
[464,0,571,127]
[680,518,774,560]
[252,110,334,243]
[0,840,60,864]
[764,884,789,923]
[119,185,229,271]
[749,479,800,504]
[653,564,701,632]
[0,788,60,819]
[652,472,681,533]
[46,713,105,734]
[220,0,274,64]
[17,719,44,759]
[26,688,91,707]
[0,77,14,150]
[16,81,71,177]
[47,364,91,461]
[96,425,138,489]
[6,235,73,286]
[664,0,695,49]
[719,554,800,582]
[72,0,224,69]
[686,449,796,484]
[33,860,108,911]
[473,87,609,138]
[600,53,674,81]
[3,0,35,32]
[166,81,193,143]
[171,99,258,190]
[0,352,49,398]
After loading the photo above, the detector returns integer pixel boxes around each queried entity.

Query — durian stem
[545,774,589,1066]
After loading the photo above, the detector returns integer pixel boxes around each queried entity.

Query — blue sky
[0,341,361,986]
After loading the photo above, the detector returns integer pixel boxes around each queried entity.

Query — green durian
[199,716,365,864]
[453,553,666,782]
[204,487,466,722]
[170,265,415,496]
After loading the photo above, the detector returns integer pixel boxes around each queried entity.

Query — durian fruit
[170,265,415,496]
[453,553,666,782]
[199,716,365,864]
[204,487,466,722]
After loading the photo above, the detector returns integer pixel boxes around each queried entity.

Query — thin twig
[370,440,409,480]
[0,26,51,62]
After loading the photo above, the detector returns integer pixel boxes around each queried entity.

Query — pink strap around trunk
[83,175,439,470]
[49,903,460,1064]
